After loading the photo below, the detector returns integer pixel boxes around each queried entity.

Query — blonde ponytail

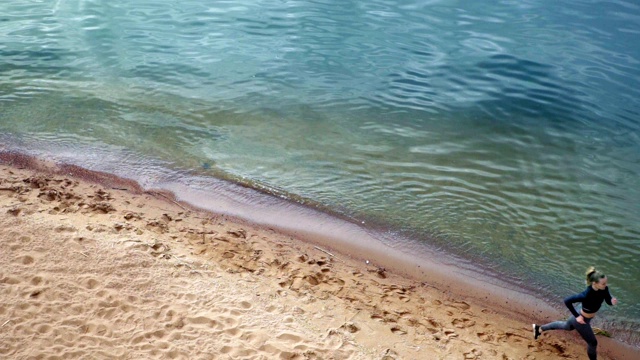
[585,266,605,285]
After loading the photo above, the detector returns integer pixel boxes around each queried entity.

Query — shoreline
[1,151,638,359]
[2,151,556,317]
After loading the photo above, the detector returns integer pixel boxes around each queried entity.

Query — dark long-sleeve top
[564,285,613,318]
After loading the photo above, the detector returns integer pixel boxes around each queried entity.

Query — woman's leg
[540,316,575,331]
[537,316,597,359]
[574,319,597,360]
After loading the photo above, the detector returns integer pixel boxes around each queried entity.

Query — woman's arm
[604,287,617,306]
[563,291,586,318]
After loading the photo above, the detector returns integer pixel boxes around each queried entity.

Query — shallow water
[1,0,639,344]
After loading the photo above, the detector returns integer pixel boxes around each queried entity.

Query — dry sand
[1,156,638,359]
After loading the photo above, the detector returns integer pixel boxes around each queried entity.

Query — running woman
[533,267,618,360]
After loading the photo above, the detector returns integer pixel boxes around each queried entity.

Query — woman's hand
[612,297,618,306]
[577,315,586,324]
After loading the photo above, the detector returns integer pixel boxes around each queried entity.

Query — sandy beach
[0,154,637,360]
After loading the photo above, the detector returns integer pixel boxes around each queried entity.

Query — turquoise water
[1,0,639,344]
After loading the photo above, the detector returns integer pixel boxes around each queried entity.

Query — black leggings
[541,315,597,360]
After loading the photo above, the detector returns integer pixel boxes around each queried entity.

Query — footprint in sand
[36,324,53,335]
[304,274,320,286]
[547,341,567,356]
[238,301,252,310]
[339,322,360,334]
[82,278,100,290]
[6,207,22,216]
[219,346,234,355]
[497,331,528,343]
[54,225,77,233]
[229,301,253,316]
[370,313,389,323]
[425,317,442,332]
[276,332,303,344]
[445,300,471,311]
[477,331,496,343]
[131,329,167,345]
[0,274,20,285]
[390,326,407,335]
[432,328,458,343]
[30,275,46,286]
[27,288,47,299]
[325,328,347,349]
[82,321,114,337]
[444,329,458,337]
[452,318,476,329]
[185,315,222,329]
[257,343,281,357]
[14,254,35,265]
[244,330,279,348]
[463,348,482,359]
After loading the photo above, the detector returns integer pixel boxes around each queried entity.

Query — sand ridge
[0,162,635,359]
